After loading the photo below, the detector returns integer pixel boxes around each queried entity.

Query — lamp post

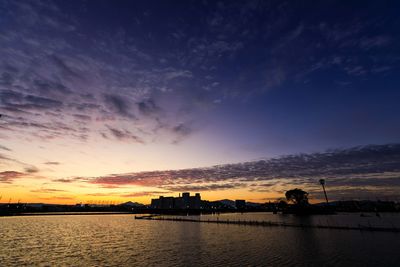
[319,179,329,204]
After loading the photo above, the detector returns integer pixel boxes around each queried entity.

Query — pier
[135,215,400,233]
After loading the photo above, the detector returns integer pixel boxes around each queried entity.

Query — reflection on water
[197,212,400,228]
[1,213,399,266]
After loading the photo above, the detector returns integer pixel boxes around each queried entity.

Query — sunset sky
[1,0,400,204]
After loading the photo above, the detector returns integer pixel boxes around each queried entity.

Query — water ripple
[1,214,400,266]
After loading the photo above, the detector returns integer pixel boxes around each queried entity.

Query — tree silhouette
[285,189,309,206]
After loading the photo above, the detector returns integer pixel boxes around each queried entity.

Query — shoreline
[1,210,399,218]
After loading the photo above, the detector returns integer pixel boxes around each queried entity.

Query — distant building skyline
[151,192,202,210]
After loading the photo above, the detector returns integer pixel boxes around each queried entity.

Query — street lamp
[319,179,329,205]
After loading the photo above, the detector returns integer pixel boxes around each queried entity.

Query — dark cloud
[85,144,400,199]
[103,94,135,119]
[53,178,74,183]
[24,166,39,173]
[106,126,144,143]
[68,102,100,112]
[23,95,63,110]
[0,90,62,111]
[33,79,71,95]
[0,90,23,103]
[319,177,400,188]
[172,123,193,144]
[137,98,160,115]
[73,114,91,121]
[0,72,14,86]
[52,177,88,183]
[51,55,82,79]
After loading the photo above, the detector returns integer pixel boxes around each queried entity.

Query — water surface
[1,213,399,266]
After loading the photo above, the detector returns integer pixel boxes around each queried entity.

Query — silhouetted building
[151,192,202,209]
[182,192,190,208]
[235,200,246,209]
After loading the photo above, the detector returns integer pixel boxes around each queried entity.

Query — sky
[1,0,400,204]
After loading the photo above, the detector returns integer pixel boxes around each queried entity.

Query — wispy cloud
[119,191,168,198]
[103,94,135,119]
[0,1,204,145]
[38,196,75,201]
[0,171,25,183]
[0,164,41,183]
[24,166,39,173]
[163,183,245,192]
[171,123,193,144]
[31,188,66,193]
[0,145,12,151]
[52,177,88,183]
[1,0,398,146]
[105,126,144,143]
[43,161,60,165]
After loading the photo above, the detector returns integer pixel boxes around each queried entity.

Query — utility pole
[319,179,329,204]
